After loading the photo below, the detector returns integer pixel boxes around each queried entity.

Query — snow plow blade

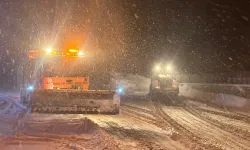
[30,90,120,114]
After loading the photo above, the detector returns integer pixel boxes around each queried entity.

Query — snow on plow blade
[30,90,120,114]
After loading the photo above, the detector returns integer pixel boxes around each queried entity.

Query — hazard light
[28,48,87,58]
[69,49,78,53]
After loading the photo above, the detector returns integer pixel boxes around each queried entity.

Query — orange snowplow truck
[20,49,120,114]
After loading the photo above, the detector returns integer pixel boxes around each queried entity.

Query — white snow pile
[1,117,121,150]
[0,93,26,117]
[0,92,28,136]
[179,83,249,108]
[19,117,99,135]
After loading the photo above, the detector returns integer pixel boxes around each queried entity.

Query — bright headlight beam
[154,65,161,71]
[27,86,34,91]
[46,48,52,53]
[166,65,171,71]
[118,88,123,93]
[117,87,124,95]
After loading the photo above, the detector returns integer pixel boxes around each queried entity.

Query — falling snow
[241,16,249,21]
[134,14,139,19]
[0,0,249,88]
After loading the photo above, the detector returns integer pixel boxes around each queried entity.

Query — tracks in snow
[1,92,250,150]
[123,98,250,150]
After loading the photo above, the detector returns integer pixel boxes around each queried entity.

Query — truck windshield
[43,56,91,77]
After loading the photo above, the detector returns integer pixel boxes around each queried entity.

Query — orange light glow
[69,49,78,53]
[78,51,84,56]
[46,48,52,53]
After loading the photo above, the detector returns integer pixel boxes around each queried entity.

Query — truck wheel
[112,108,120,115]
[22,94,31,107]
[149,93,157,101]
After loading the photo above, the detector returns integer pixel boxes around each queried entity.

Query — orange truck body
[42,77,89,90]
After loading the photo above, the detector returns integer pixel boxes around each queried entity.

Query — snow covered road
[0,92,250,150]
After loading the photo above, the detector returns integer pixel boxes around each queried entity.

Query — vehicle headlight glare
[155,65,161,71]
[27,86,34,91]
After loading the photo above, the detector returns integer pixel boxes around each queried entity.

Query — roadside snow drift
[179,83,250,108]
[1,116,120,150]
[19,117,98,135]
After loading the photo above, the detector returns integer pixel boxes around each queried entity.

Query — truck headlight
[117,88,124,95]
[27,85,34,91]
[166,65,171,71]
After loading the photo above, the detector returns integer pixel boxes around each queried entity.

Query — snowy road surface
[0,93,250,150]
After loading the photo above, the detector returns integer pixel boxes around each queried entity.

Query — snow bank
[1,117,121,150]
[179,83,250,108]
[20,117,99,135]
[0,92,26,117]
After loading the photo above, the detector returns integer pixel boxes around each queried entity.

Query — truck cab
[150,73,179,96]
[149,64,179,103]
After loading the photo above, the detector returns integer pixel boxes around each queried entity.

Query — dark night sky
[0,0,250,87]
